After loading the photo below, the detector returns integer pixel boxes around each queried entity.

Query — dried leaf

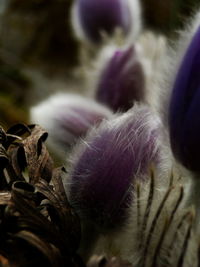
[22,125,53,184]
[0,123,83,267]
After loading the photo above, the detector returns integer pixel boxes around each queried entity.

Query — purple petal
[77,0,131,42]
[169,26,200,171]
[96,46,145,112]
[68,106,161,228]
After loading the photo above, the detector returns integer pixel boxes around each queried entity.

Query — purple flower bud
[72,0,141,43]
[67,105,162,229]
[30,93,112,158]
[96,46,145,112]
[169,26,200,172]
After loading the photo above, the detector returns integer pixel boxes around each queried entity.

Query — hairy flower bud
[30,93,112,158]
[67,105,163,229]
[169,26,200,172]
[71,0,141,44]
[95,46,145,112]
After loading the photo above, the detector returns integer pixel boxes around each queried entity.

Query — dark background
[0,0,199,127]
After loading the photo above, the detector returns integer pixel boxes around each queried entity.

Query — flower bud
[169,26,200,172]
[30,93,112,158]
[67,104,163,229]
[71,0,141,44]
[96,46,145,112]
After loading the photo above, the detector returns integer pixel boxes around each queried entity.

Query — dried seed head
[0,124,82,266]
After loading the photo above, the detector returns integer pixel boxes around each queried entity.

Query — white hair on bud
[30,93,112,159]
[126,0,142,43]
[135,31,168,114]
[67,103,165,173]
[171,10,200,71]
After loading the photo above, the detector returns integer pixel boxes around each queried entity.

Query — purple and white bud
[30,93,112,159]
[168,13,200,221]
[167,9,200,172]
[160,11,200,124]
[66,104,164,229]
[95,45,145,112]
[71,0,141,44]
[169,26,200,172]
[86,33,167,115]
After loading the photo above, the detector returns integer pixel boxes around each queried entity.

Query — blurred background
[0,0,199,129]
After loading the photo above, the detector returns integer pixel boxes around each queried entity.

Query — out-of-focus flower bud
[67,104,163,229]
[30,93,112,159]
[71,0,141,44]
[169,26,200,172]
[95,46,145,112]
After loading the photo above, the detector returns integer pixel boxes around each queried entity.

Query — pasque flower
[30,93,112,158]
[169,26,200,172]
[67,105,163,229]
[95,46,145,112]
[71,0,141,44]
